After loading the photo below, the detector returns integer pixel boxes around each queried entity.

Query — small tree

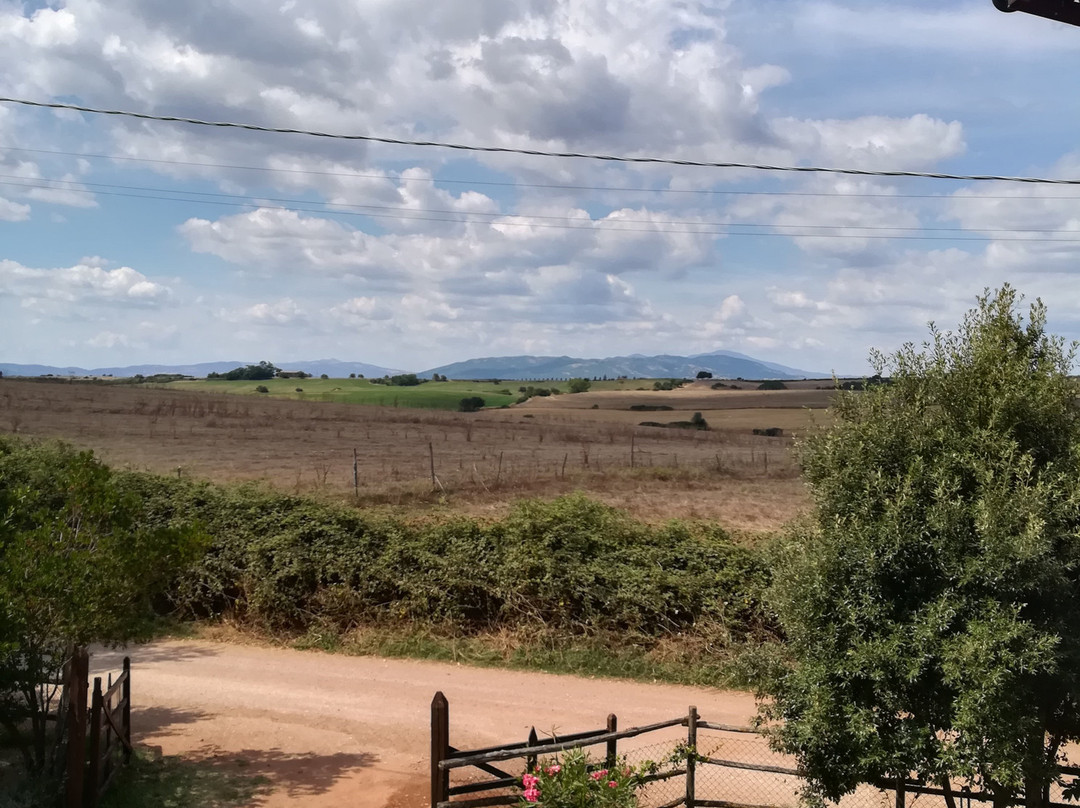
[696,370,713,379]
[0,439,203,794]
[567,378,591,393]
[757,379,787,390]
[762,287,1080,808]
[459,396,486,413]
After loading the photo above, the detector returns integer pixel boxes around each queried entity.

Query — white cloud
[0,258,173,308]
[0,196,30,221]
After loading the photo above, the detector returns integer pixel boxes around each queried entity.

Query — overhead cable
[3,96,1080,186]
[7,176,1080,243]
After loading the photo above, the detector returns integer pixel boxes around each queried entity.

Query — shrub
[254,385,269,394]
[567,378,591,393]
[459,396,486,413]
[757,380,787,390]
[120,481,769,641]
[0,438,204,790]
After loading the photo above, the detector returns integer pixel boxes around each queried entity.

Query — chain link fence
[435,696,1076,808]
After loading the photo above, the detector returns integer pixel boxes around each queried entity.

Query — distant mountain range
[0,359,405,379]
[0,351,825,381]
[420,351,824,380]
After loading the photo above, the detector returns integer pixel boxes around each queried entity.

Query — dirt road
[91,640,760,807]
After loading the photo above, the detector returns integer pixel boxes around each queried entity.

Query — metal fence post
[606,714,618,771]
[895,775,906,808]
[686,705,698,808]
[86,677,103,808]
[431,692,449,808]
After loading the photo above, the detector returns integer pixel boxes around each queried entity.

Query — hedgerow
[115,472,773,641]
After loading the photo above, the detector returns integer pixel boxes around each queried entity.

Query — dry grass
[0,378,813,531]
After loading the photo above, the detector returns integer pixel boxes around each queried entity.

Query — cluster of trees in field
[7,286,1080,808]
[370,373,423,386]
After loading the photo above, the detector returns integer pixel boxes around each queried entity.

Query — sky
[2,0,1080,374]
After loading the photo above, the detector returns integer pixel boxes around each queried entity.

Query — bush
[567,378,591,393]
[254,385,269,394]
[320,374,329,380]
[757,380,787,390]
[459,396,486,413]
[118,479,770,641]
[0,438,204,790]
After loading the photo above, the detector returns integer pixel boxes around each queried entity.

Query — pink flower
[523,787,540,803]
[522,774,539,789]
[545,764,561,776]
[608,781,618,788]
[590,769,608,781]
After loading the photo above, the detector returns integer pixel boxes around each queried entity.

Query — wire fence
[433,694,1079,808]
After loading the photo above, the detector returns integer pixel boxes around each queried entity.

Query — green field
[164,377,518,410]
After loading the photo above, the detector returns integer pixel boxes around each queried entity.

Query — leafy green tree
[762,287,1080,808]
[567,378,591,393]
[207,360,280,381]
[757,379,787,390]
[696,371,713,379]
[0,439,204,795]
[459,396,486,412]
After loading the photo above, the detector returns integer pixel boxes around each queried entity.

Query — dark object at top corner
[994,0,1080,26]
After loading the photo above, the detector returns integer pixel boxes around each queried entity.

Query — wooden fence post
[686,705,698,808]
[431,692,449,808]
[606,714,618,771]
[431,692,450,807]
[526,727,538,773]
[353,448,359,498]
[122,657,132,764]
[64,648,88,808]
[86,677,103,808]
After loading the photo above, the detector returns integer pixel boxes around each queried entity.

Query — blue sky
[2,0,1080,374]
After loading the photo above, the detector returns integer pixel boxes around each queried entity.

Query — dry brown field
[0,378,822,531]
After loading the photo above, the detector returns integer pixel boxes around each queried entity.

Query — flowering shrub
[517,747,638,808]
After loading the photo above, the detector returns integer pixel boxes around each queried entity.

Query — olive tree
[762,287,1080,808]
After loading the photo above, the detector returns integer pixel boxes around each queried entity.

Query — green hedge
[116,474,771,640]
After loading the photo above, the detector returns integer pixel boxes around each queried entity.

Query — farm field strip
[169,377,519,409]
[0,379,810,528]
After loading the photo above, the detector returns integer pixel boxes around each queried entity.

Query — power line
[3,95,1080,186]
[6,172,1080,236]
[7,176,1080,243]
[7,144,1080,201]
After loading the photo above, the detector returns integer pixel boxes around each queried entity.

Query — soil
[90,639,764,808]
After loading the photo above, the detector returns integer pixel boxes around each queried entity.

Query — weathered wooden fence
[430,692,774,808]
[61,651,132,808]
[431,692,1080,808]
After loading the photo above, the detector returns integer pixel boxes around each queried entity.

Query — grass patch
[163,377,517,410]
[218,622,760,688]
[100,749,271,808]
